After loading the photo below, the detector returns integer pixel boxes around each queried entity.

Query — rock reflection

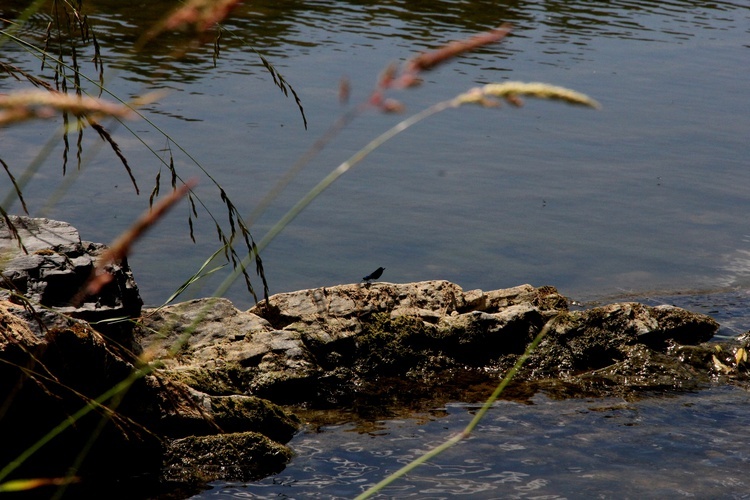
[197,386,750,498]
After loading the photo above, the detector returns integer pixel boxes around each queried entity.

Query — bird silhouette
[362,266,385,282]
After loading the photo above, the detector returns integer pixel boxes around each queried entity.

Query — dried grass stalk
[406,24,512,74]
[139,0,242,46]
[162,0,242,33]
[456,82,601,109]
[76,181,197,302]
[370,24,512,109]
[0,89,161,126]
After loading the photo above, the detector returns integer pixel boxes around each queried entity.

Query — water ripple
[194,386,750,498]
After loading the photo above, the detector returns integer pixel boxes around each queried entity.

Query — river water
[2,0,750,497]
[198,386,750,499]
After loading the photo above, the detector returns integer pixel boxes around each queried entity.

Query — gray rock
[0,216,142,343]
[0,219,299,495]
[0,216,80,252]
[141,281,732,409]
[140,297,275,367]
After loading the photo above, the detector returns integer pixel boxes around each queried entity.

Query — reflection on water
[6,1,747,84]
[2,1,750,309]
[195,386,750,499]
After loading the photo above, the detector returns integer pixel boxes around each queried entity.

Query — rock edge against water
[140,281,733,408]
[2,216,750,497]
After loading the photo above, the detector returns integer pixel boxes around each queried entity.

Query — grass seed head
[455,82,601,109]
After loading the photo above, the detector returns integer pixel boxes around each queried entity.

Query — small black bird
[362,266,385,282]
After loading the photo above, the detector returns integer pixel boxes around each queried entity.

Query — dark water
[197,386,750,499]
[3,1,750,497]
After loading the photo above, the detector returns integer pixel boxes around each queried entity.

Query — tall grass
[0,0,311,303]
[0,1,598,497]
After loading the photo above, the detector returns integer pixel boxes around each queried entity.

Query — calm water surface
[3,1,750,497]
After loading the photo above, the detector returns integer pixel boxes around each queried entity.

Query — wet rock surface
[523,302,728,398]
[163,431,293,484]
[3,216,750,498]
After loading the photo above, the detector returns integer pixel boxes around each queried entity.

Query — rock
[3,216,743,496]
[0,216,142,346]
[0,300,163,492]
[528,302,719,376]
[0,218,300,497]
[154,380,300,442]
[163,431,293,484]
[140,281,735,412]
[141,282,570,405]
[0,295,301,496]
[516,301,725,397]
[139,297,276,369]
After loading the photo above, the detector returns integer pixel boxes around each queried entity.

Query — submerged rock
[525,302,723,396]
[163,431,293,484]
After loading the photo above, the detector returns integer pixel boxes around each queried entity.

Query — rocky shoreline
[2,216,749,497]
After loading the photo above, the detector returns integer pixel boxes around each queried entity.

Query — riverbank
[2,216,749,498]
